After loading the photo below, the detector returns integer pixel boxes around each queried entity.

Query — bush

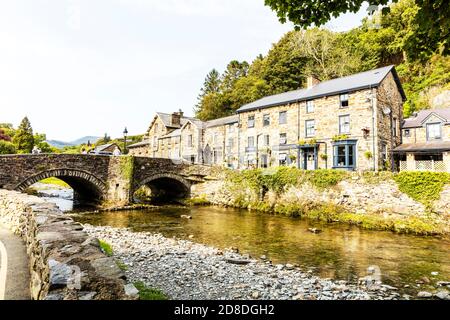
[394,171,450,207]
[0,140,16,154]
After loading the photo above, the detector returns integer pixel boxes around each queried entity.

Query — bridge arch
[15,169,107,203]
[134,172,191,204]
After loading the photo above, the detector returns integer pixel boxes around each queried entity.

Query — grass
[116,260,128,271]
[185,196,211,206]
[133,281,168,300]
[99,240,114,257]
[39,177,71,188]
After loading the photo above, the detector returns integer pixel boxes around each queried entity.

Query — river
[39,186,450,295]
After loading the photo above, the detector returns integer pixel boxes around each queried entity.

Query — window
[306,100,314,113]
[279,133,287,145]
[393,118,397,137]
[248,115,255,128]
[404,129,410,137]
[279,111,287,124]
[187,135,193,147]
[333,141,356,169]
[213,133,219,145]
[279,153,287,166]
[263,114,270,126]
[264,135,270,146]
[248,136,255,148]
[305,120,315,137]
[339,115,350,134]
[260,154,268,168]
[153,136,158,147]
[340,93,349,108]
[154,123,159,132]
[426,123,441,141]
[227,138,234,148]
[381,143,388,162]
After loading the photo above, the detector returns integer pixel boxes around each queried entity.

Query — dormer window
[426,123,442,141]
[340,93,349,108]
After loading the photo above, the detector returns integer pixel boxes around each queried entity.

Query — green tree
[13,117,34,153]
[96,133,111,145]
[220,60,249,92]
[260,31,308,93]
[264,0,449,60]
[0,140,16,154]
[34,133,56,153]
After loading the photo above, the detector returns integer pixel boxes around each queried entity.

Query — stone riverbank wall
[0,190,131,300]
[192,172,450,221]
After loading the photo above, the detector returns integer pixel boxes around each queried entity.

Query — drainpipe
[297,102,301,169]
[389,111,395,172]
[371,86,376,171]
[237,114,241,169]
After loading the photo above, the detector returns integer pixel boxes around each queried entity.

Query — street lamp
[123,127,128,154]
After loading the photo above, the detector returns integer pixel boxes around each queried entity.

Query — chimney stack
[171,109,184,126]
[306,74,320,89]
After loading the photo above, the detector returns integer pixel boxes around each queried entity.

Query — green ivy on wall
[394,171,450,208]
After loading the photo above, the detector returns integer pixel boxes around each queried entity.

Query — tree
[0,140,16,154]
[260,31,308,93]
[0,129,12,141]
[195,69,222,118]
[96,133,111,146]
[13,117,34,153]
[291,28,372,80]
[220,60,249,92]
[34,133,55,153]
[264,0,449,60]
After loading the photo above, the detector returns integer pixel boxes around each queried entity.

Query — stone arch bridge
[0,154,214,206]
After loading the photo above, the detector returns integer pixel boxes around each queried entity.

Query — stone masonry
[0,190,131,300]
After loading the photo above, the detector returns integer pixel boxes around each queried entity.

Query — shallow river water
[71,205,450,293]
[35,185,450,294]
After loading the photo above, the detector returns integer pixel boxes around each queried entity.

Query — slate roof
[403,108,450,128]
[160,129,182,139]
[128,140,150,148]
[236,65,406,113]
[394,141,450,152]
[156,112,190,128]
[206,115,239,128]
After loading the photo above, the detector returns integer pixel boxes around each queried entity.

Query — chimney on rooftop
[171,109,184,126]
[306,74,320,89]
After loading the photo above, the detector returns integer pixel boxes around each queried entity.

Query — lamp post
[123,127,128,155]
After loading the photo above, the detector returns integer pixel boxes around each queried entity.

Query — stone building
[394,108,450,172]
[132,65,409,172]
[236,65,405,171]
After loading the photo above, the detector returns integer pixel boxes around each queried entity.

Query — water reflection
[73,206,450,293]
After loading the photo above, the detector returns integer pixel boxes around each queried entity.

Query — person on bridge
[113,147,121,156]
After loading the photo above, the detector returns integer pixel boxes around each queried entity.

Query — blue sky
[0,0,370,141]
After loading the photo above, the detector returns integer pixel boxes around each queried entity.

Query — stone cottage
[395,108,450,172]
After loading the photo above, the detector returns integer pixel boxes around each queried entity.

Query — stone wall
[191,173,450,219]
[0,190,132,300]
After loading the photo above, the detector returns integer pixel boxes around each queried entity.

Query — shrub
[394,171,450,207]
[0,140,16,154]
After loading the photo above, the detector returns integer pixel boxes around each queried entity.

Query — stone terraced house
[129,65,415,172]
[395,108,450,172]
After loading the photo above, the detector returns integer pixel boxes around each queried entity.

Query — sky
[0,0,370,142]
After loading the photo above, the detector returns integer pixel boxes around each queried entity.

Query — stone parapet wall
[0,190,131,300]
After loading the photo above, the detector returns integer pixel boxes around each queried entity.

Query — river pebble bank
[83,225,426,300]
